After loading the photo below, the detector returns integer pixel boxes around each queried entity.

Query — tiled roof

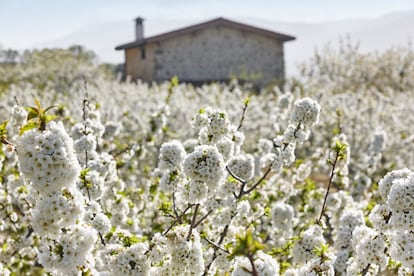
[115,17,295,50]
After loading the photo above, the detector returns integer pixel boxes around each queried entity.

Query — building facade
[115,17,295,86]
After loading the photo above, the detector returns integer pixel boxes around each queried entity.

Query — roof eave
[280,35,296,42]
[115,40,146,50]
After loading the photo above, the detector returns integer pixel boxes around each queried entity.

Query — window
[141,46,146,59]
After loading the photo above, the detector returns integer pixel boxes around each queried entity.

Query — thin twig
[203,237,231,254]
[203,213,236,276]
[244,211,267,230]
[227,164,271,199]
[98,232,106,246]
[162,220,177,236]
[243,166,272,195]
[226,165,246,184]
[162,203,193,236]
[318,152,339,223]
[82,84,91,201]
[247,254,259,276]
[237,99,249,131]
[187,204,199,241]
[172,193,181,223]
[193,210,213,228]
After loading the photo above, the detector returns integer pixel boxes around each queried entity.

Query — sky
[2,0,414,49]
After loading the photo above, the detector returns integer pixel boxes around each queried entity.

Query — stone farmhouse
[115,17,295,86]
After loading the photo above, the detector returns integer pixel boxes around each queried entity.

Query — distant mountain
[35,10,414,76]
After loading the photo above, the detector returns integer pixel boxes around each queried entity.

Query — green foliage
[0,120,8,144]
[104,226,117,241]
[166,76,179,103]
[169,76,179,89]
[79,168,92,190]
[269,236,300,273]
[270,236,300,257]
[1,242,8,253]
[20,100,56,135]
[117,232,146,247]
[312,243,330,262]
[243,96,251,106]
[229,229,264,259]
[333,140,347,160]
[327,140,347,165]
[158,200,173,216]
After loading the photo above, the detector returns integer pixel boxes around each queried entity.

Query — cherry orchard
[1,45,414,275]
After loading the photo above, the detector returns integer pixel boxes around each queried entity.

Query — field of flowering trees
[0,44,414,275]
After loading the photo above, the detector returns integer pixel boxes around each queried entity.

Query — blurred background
[1,0,414,76]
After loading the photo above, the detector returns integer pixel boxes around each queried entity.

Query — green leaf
[312,244,330,262]
[0,120,8,144]
[34,99,42,112]
[19,121,38,135]
[0,120,8,135]
[2,242,8,252]
[122,234,145,247]
[25,107,39,121]
[264,206,271,217]
[44,105,58,113]
[159,201,172,214]
[23,100,58,132]
[230,229,264,258]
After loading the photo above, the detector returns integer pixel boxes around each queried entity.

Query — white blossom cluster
[158,140,186,171]
[17,121,81,194]
[149,225,205,275]
[292,225,327,265]
[259,97,321,174]
[38,225,98,274]
[290,97,321,128]
[227,154,255,181]
[271,202,295,245]
[192,107,231,143]
[183,145,225,189]
[156,140,187,194]
[109,243,150,275]
[370,168,414,271]
[333,208,365,274]
[232,251,280,276]
[347,225,388,274]
[16,120,97,274]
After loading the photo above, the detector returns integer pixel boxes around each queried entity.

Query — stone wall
[151,26,285,85]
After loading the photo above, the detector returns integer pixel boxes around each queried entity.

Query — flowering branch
[318,140,347,223]
[203,214,234,276]
[162,203,194,236]
[187,204,199,241]
[203,237,231,254]
[237,96,250,131]
[227,165,272,199]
